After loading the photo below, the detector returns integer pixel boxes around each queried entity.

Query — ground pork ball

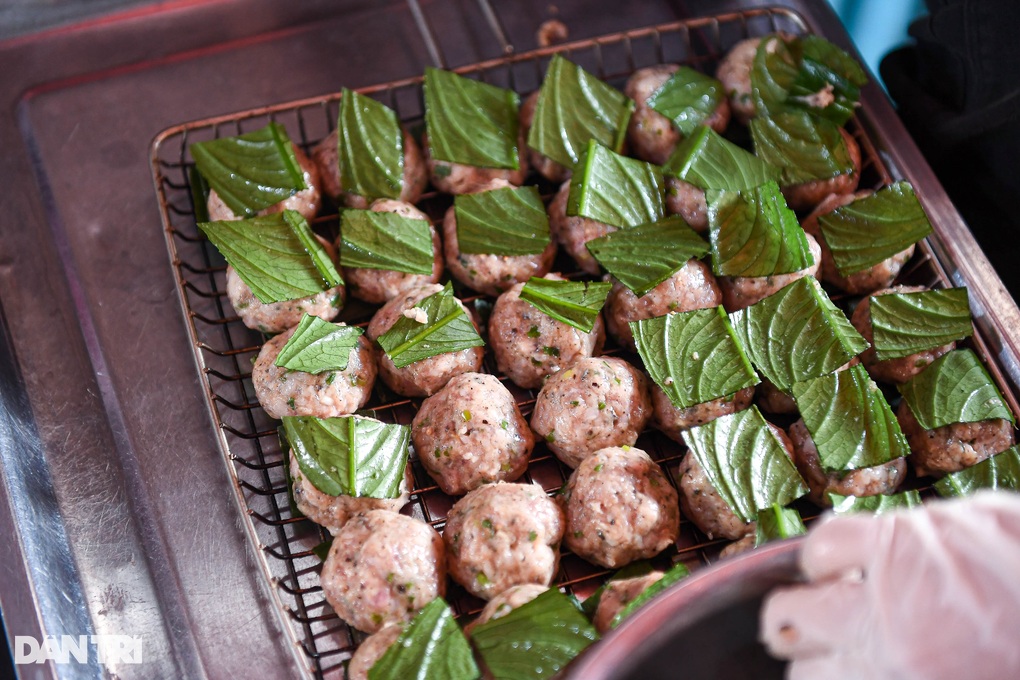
[782,128,862,211]
[718,232,822,312]
[489,275,605,390]
[289,451,412,535]
[520,91,571,183]
[897,401,1015,477]
[411,373,534,495]
[251,325,376,419]
[531,357,652,469]
[548,180,616,275]
[716,37,761,125]
[444,483,565,601]
[207,143,322,222]
[466,584,549,634]
[604,260,722,352]
[226,266,344,335]
[423,129,529,195]
[850,286,956,384]
[652,385,756,442]
[311,125,427,209]
[592,571,665,633]
[719,534,756,559]
[342,199,443,305]
[321,510,445,633]
[665,177,709,233]
[347,624,404,680]
[788,418,907,507]
[367,283,484,397]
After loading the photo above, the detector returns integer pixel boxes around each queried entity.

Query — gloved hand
[759,491,1020,680]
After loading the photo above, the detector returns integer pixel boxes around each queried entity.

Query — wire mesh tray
[150,6,1020,678]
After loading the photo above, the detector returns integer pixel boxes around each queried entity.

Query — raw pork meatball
[367,284,484,397]
[652,385,756,442]
[719,232,822,312]
[548,180,616,275]
[467,584,548,633]
[207,144,322,222]
[423,129,529,195]
[897,401,1015,477]
[289,451,412,535]
[311,125,427,208]
[531,357,652,469]
[716,37,761,125]
[719,534,756,559]
[411,373,534,495]
[592,571,666,633]
[520,91,571,183]
[342,199,443,305]
[625,65,731,165]
[347,624,403,680]
[444,483,565,600]
[850,286,956,384]
[603,260,722,352]
[788,418,907,506]
[226,266,344,334]
[782,128,862,211]
[321,510,445,633]
[252,325,376,419]
[561,446,679,568]
[665,177,709,233]
[489,275,605,390]
[442,179,557,296]
[802,191,914,295]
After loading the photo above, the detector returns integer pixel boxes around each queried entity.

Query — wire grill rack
[150,6,1020,678]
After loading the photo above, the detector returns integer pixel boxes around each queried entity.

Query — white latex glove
[760,491,1020,680]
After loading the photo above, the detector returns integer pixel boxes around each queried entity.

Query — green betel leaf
[662,126,779,190]
[788,36,867,125]
[580,562,654,619]
[707,180,814,277]
[527,54,635,168]
[829,490,921,514]
[567,140,665,228]
[646,66,724,137]
[749,110,854,184]
[631,306,759,409]
[273,316,364,374]
[338,88,404,201]
[754,504,807,547]
[683,406,808,523]
[198,210,342,304]
[519,278,612,333]
[424,67,520,170]
[729,278,869,392]
[751,34,800,115]
[281,415,410,499]
[870,287,973,361]
[818,181,934,276]
[369,599,479,680]
[585,216,709,295]
[610,562,691,629]
[471,589,598,679]
[454,185,550,256]
[191,122,307,217]
[792,364,909,472]
[935,446,1020,497]
[898,349,1015,430]
[339,210,434,275]
[377,282,484,369]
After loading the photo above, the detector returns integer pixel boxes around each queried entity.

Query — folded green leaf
[580,562,654,619]
[829,490,921,514]
[788,36,867,125]
[707,180,814,277]
[749,110,854,184]
[191,122,307,217]
[631,306,758,409]
[567,140,665,228]
[273,316,363,374]
[819,181,934,276]
[898,349,1014,430]
[311,538,333,562]
[646,66,724,137]
[424,67,521,170]
[340,210,434,275]
[471,589,598,679]
[751,34,800,115]
[935,446,1020,497]
[729,277,869,392]
[189,166,211,223]
[661,126,779,190]
[527,54,634,168]
[198,210,342,304]
[519,278,612,333]
[585,216,709,295]
[377,282,484,368]
[754,504,806,546]
[870,287,972,361]
[792,364,909,472]
[338,88,404,201]
[683,406,808,523]
[454,185,550,256]
[282,415,410,499]
[369,599,479,680]
[610,562,691,629]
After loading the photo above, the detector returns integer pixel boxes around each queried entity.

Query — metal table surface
[2,1,1018,678]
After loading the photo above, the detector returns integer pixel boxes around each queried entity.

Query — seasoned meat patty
[207,143,322,222]
[321,510,445,633]
[665,177,709,233]
[718,232,822,312]
[347,624,404,680]
[411,373,534,495]
[782,128,862,211]
[715,37,761,125]
[226,265,344,335]
[548,180,616,276]
[652,385,756,442]
[897,401,1015,477]
[593,571,665,633]
[520,91,571,183]
[423,130,529,195]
